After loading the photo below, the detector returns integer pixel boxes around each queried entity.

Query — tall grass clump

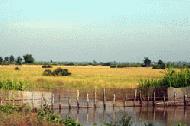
[0,80,27,91]
[140,68,190,88]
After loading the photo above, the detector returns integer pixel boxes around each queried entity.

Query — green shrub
[43,68,71,76]
[0,80,26,91]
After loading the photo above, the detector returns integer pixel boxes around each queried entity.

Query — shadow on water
[54,107,190,126]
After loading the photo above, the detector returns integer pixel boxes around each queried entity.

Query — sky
[0,0,190,62]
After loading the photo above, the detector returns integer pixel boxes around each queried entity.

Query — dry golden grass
[0,65,166,90]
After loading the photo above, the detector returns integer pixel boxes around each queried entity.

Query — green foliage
[43,68,71,76]
[143,57,151,67]
[140,68,190,88]
[0,104,18,114]
[38,104,81,126]
[23,54,35,63]
[9,55,15,64]
[16,56,23,65]
[152,60,166,69]
[0,57,3,64]
[103,114,132,126]
[63,116,81,126]
[0,80,27,91]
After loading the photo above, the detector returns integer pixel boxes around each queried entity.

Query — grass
[0,65,165,90]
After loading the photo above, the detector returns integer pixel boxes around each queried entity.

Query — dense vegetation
[140,68,190,88]
[43,68,71,76]
[0,80,27,91]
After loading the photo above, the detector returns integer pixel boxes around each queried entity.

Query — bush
[42,65,53,68]
[52,68,71,76]
[43,69,52,76]
[43,68,71,76]
[15,67,20,70]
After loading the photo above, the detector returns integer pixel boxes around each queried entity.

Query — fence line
[0,88,190,111]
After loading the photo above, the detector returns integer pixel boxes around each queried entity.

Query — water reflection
[54,107,190,126]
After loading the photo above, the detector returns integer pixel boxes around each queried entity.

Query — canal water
[55,106,190,126]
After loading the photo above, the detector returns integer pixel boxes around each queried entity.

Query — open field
[0,65,165,90]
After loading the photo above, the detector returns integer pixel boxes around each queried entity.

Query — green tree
[143,57,151,67]
[4,57,10,64]
[0,57,3,64]
[9,55,15,64]
[23,54,34,63]
[157,59,165,69]
[16,57,23,65]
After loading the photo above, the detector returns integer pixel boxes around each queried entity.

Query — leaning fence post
[87,93,89,108]
[94,88,97,109]
[113,94,116,108]
[103,88,106,110]
[77,90,80,109]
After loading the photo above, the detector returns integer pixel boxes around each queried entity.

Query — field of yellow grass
[0,65,166,90]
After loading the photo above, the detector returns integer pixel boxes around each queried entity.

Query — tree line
[1,54,190,69]
[0,54,34,65]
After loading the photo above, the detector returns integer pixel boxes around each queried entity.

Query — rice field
[0,65,165,90]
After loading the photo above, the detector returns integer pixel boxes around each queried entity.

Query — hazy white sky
[0,0,190,62]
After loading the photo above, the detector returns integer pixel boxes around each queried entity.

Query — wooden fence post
[133,89,137,107]
[174,92,177,106]
[77,90,80,109]
[12,91,15,106]
[0,97,2,105]
[147,94,149,107]
[51,93,54,110]
[68,97,71,110]
[58,93,61,112]
[41,92,43,108]
[94,88,97,109]
[184,95,187,106]
[125,95,127,107]
[139,91,142,107]
[153,91,155,107]
[87,93,89,108]
[32,91,34,109]
[103,88,106,110]
[163,95,166,107]
[113,94,116,108]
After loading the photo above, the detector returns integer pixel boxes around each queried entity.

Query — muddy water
[54,107,190,126]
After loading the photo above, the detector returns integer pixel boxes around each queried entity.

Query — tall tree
[0,57,3,64]
[4,57,10,64]
[23,54,35,63]
[143,57,151,67]
[9,55,15,64]
[16,57,23,65]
